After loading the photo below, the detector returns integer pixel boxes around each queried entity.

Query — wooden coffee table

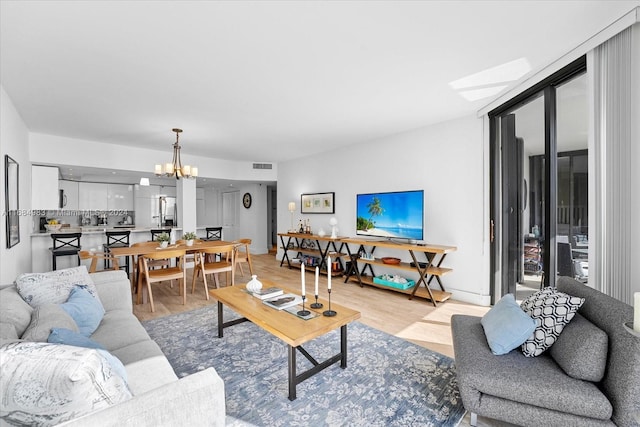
[209,280,361,400]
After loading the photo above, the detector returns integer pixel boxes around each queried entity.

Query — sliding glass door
[490,58,587,302]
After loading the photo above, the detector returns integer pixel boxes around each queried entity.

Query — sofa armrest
[90,271,133,312]
[58,367,225,426]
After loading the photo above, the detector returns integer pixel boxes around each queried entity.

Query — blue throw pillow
[481,294,536,355]
[60,285,105,337]
[48,327,105,350]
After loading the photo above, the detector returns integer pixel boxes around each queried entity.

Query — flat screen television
[356,190,424,240]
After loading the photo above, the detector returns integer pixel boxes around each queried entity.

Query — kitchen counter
[30,227,183,273]
[31,227,181,237]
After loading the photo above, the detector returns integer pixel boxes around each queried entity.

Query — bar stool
[50,233,82,270]
[205,227,222,241]
[104,230,131,276]
[150,229,167,242]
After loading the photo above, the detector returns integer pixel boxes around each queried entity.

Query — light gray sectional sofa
[452,277,640,427]
[0,269,225,426]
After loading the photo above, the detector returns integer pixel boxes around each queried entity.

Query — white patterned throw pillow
[0,341,131,426]
[520,287,584,357]
[15,266,99,308]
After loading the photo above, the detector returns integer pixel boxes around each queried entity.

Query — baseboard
[448,289,491,306]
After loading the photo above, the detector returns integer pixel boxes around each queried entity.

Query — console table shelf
[341,237,456,307]
[278,232,348,277]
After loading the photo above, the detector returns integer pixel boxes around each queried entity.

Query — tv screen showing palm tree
[356,190,424,240]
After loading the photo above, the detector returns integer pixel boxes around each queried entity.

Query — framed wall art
[5,155,20,248]
[301,192,335,214]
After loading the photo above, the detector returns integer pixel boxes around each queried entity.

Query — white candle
[634,292,640,332]
[301,262,305,296]
[327,256,331,290]
[315,266,319,295]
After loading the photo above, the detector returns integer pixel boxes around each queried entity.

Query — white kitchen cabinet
[58,180,79,210]
[107,184,134,211]
[78,182,108,210]
[31,165,59,210]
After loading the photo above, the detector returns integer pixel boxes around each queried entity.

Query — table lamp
[288,202,296,232]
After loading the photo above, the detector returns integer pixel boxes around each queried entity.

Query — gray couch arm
[59,367,225,426]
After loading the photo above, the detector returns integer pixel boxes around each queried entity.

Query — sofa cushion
[15,266,99,308]
[0,286,33,336]
[89,310,154,352]
[0,341,132,426]
[21,304,79,342]
[0,322,18,340]
[481,294,536,355]
[520,287,584,357]
[61,285,105,336]
[549,313,608,382]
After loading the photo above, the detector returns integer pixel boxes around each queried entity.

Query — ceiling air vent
[252,163,273,170]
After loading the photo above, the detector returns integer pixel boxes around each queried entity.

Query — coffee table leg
[341,325,347,368]
[217,301,224,338]
[288,345,296,400]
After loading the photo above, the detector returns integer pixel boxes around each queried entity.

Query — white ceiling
[1,0,638,169]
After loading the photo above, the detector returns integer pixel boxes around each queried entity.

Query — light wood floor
[132,252,509,427]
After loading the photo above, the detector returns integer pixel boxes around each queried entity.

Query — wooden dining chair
[141,248,187,312]
[131,241,170,303]
[79,250,119,273]
[191,244,236,299]
[231,238,253,277]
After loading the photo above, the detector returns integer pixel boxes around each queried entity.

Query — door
[500,114,521,296]
[222,191,239,241]
[490,57,587,302]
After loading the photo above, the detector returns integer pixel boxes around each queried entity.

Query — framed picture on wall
[301,192,335,214]
[5,155,20,248]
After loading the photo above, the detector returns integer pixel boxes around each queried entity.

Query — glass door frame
[489,56,586,303]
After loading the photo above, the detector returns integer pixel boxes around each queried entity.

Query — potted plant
[156,232,170,248]
[183,231,197,246]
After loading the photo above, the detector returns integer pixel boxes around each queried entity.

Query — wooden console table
[278,232,348,276]
[341,238,456,306]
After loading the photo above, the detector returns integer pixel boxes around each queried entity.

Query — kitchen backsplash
[33,210,135,231]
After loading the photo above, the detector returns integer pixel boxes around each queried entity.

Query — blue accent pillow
[481,294,536,355]
[48,327,105,350]
[60,285,105,337]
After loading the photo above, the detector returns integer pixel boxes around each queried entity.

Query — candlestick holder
[310,294,323,309]
[323,289,337,317]
[297,295,311,317]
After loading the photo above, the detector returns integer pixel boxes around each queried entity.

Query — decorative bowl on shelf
[381,257,401,265]
[45,224,62,231]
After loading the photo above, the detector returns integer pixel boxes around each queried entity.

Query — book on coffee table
[251,287,284,300]
[263,293,302,310]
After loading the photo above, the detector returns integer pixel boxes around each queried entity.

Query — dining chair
[131,241,170,303]
[50,233,82,270]
[141,248,187,312]
[231,238,253,277]
[79,250,119,273]
[191,243,236,299]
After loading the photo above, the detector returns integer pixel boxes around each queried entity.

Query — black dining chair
[104,230,131,276]
[50,233,82,270]
[205,227,222,241]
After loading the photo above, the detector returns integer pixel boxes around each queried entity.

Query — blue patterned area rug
[142,306,465,427]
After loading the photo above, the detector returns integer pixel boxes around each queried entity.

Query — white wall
[236,183,269,255]
[0,86,31,284]
[277,114,491,305]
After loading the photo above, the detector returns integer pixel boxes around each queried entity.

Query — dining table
[109,240,234,304]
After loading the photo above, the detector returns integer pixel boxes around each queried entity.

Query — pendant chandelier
[154,128,198,180]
